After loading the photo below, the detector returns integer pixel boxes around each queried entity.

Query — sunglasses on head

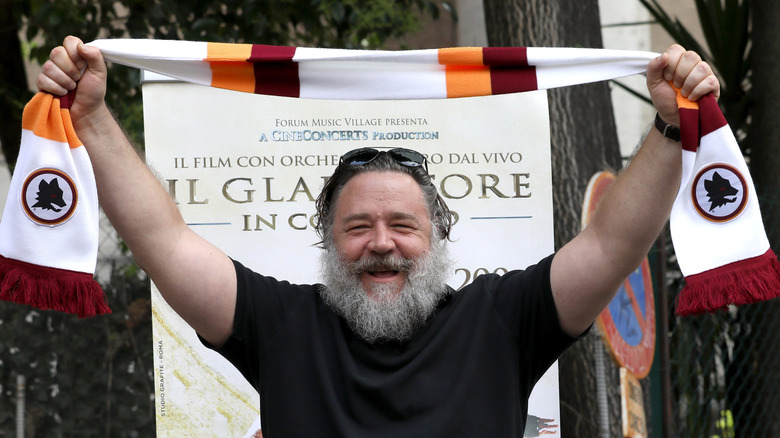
[339,147,428,173]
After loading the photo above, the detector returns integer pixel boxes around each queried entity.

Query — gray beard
[319,238,453,344]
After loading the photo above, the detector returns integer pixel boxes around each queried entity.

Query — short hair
[314,152,453,247]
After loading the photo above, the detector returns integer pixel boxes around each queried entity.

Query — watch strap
[654,112,681,142]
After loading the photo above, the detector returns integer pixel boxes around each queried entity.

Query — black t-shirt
[203,254,579,437]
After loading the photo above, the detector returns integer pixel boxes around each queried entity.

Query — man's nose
[367,224,396,254]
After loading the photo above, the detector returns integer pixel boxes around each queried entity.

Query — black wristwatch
[654,113,681,142]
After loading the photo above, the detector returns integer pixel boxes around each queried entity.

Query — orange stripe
[21,93,69,143]
[673,83,698,110]
[210,61,256,93]
[206,42,253,61]
[445,66,492,98]
[438,47,484,66]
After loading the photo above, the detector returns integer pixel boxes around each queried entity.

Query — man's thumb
[646,53,669,92]
[77,42,107,76]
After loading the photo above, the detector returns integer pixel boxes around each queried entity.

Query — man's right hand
[37,36,109,127]
[35,36,238,348]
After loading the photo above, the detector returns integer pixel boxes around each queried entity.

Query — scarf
[671,92,779,314]
[0,92,108,317]
[0,39,776,316]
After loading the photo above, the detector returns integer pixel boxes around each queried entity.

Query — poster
[142,76,557,436]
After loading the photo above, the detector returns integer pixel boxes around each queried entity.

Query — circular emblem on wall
[597,259,656,379]
[21,168,78,226]
[691,163,748,223]
[583,172,655,379]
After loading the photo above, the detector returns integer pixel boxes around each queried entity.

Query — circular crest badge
[691,163,748,223]
[21,168,78,226]
[584,172,655,379]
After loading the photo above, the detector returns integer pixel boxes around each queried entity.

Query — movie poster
[142,76,558,437]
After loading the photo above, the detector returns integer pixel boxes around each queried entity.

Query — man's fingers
[38,60,76,95]
[48,45,83,84]
[662,44,686,82]
[687,74,720,101]
[647,44,721,126]
[671,50,702,89]
[62,36,87,70]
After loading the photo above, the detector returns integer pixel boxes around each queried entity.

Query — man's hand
[646,44,720,127]
[37,36,109,127]
[551,45,721,337]
[36,36,237,347]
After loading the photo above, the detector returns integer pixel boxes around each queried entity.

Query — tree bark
[483,1,624,436]
[0,5,28,171]
[750,0,780,241]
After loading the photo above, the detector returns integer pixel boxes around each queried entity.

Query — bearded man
[38,36,720,437]
[210,147,571,435]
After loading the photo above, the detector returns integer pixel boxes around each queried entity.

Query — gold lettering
[288,213,308,230]
[512,173,532,198]
[222,178,255,203]
[264,177,284,202]
[439,174,472,199]
[166,179,178,204]
[187,179,208,204]
[478,174,509,199]
[288,177,315,202]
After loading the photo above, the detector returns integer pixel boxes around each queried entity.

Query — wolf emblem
[704,171,738,212]
[31,178,67,212]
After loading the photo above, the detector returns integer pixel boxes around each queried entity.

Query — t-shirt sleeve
[485,254,586,382]
[199,258,310,389]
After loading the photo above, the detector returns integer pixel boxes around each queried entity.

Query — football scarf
[671,92,780,315]
[0,39,777,316]
[0,92,109,317]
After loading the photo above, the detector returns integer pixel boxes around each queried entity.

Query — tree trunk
[483,1,624,436]
[726,0,780,436]
[750,0,780,243]
[0,6,28,171]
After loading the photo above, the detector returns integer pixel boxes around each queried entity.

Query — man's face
[321,170,451,343]
[331,171,433,299]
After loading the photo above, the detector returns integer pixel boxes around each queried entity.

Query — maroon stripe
[490,67,538,94]
[249,44,296,62]
[482,47,529,67]
[254,63,300,98]
[60,90,76,109]
[679,107,699,152]
[699,93,727,137]
[249,45,300,97]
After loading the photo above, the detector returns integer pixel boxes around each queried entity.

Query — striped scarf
[0,39,776,316]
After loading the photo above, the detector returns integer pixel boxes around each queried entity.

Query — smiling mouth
[349,255,412,278]
[366,270,401,281]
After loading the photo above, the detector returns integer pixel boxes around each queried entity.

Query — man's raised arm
[38,36,237,347]
[550,45,721,337]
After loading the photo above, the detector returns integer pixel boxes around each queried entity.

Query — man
[38,36,719,436]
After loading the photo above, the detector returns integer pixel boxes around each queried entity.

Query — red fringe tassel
[676,248,780,316]
[0,255,111,318]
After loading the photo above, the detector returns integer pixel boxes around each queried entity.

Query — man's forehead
[335,172,427,211]
[341,210,422,223]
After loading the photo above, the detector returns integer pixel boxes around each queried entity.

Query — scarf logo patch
[691,163,747,223]
[21,168,78,226]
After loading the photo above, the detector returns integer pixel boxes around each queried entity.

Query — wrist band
[654,113,681,142]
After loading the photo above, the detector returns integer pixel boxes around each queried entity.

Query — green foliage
[0,264,154,437]
[638,0,752,151]
[20,0,453,147]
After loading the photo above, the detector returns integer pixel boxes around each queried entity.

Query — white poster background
[142,80,558,437]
